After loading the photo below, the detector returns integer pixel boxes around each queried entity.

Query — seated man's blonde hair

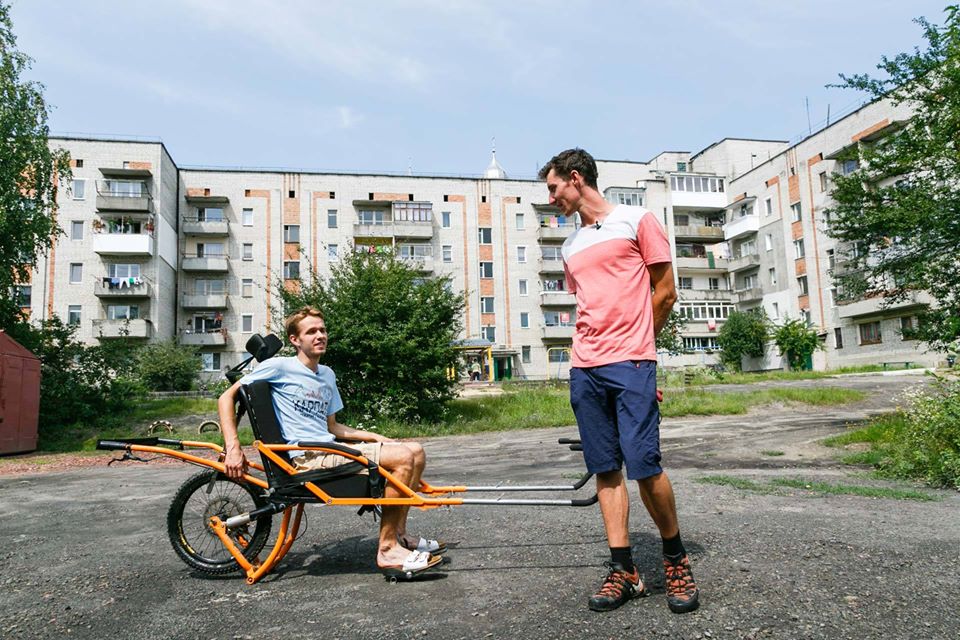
[284,307,325,343]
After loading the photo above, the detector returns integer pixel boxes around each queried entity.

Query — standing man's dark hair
[542,147,699,615]
[538,148,599,189]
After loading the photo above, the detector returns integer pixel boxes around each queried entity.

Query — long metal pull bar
[463,472,593,492]
[460,496,598,506]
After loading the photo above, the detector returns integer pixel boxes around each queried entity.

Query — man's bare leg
[394,442,426,547]
[637,471,679,539]
[596,469,630,547]
[375,445,417,567]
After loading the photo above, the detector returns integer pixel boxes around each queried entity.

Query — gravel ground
[0,374,957,640]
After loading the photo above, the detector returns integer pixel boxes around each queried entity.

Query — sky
[10,0,949,178]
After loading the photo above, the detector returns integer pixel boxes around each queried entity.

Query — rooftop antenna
[826,104,831,127]
[407,157,413,176]
[805,96,812,135]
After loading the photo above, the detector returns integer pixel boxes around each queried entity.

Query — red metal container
[0,332,41,455]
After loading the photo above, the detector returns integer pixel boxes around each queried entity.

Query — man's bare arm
[218,380,247,479]
[649,261,678,337]
[327,414,395,443]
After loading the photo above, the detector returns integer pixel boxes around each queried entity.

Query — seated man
[219,306,444,577]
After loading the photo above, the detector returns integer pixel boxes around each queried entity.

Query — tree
[0,2,71,330]
[278,249,465,423]
[772,317,823,371]
[717,309,768,372]
[827,5,960,351]
[656,309,688,356]
[137,340,203,391]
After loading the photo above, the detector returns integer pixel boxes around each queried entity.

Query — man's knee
[406,442,426,467]
[382,443,415,473]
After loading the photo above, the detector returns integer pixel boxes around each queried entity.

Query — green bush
[717,309,768,372]
[772,317,823,370]
[883,378,960,489]
[136,339,202,391]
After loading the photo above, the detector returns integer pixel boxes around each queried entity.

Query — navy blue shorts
[570,360,662,480]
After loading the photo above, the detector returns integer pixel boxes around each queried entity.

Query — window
[827,249,836,272]
[819,171,828,192]
[107,304,139,320]
[544,310,575,326]
[791,202,802,222]
[764,197,773,216]
[194,279,225,294]
[283,225,300,243]
[201,353,221,372]
[800,309,811,324]
[516,213,524,230]
[479,261,493,278]
[393,201,432,222]
[197,242,224,257]
[71,221,84,240]
[676,161,687,172]
[283,261,300,279]
[605,189,644,207]
[743,273,759,289]
[242,278,253,297]
[75,159,83,168]
[442,245,452,263]
[72,179,85,200]
[288,190,295,198]
[900,316,917,339]
[769,268,777,286]
[519,279,528,296]
[69,263,82,283]
[797,276,809,295]
[764,234,773,251]
[67,305,81,325]
[103,179,143,197]
[198,207,224,222]
[441,212,451,228]
[541,246,563,262]
[328,244,338,260]
[517,246,526,263]
[520,312,529,328]
[677,302,736,321]
[737,203,754,218]
[683,337,720,352]
[480,297,494,313]
[327,209,338,228]
[242,208,253,226]
[13,285,31,307]
[859,321,881,345]
[107,263,140,278]
[771,302,780,319]
[398,244,432,259]
[678,277,693,290]
[478,227,492,244]
[829,287,837,307]
[358,209,385,225]
[481,326,496,342]
[242,243,253,260]
[521,346,531,363]
[841,159,859,175]
[708,277,720,291]
[242,314,253,333]
[674,214,689,227]
[548,348,571,363]
[794,239,805,259]
[834,327,844,349]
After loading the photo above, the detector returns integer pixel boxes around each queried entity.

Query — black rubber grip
[558,437,581,445]
[96,440,130,451]
[297,441,363,457]
[569,444,583,452]
[571,495,599,507]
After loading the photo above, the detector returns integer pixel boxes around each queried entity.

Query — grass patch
[822,413,907,448]
[697,474,938,501]
[760,450,785,456]
[658,363,919,388]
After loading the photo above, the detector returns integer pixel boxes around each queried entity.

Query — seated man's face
[292,316,328,358]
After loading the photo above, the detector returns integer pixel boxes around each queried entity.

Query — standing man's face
[291,316,328,359]
[545,169,580,216]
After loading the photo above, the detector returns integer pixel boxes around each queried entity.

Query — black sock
[610,546,635,572]
[662,533,685,559]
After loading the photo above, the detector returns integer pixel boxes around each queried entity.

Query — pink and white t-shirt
[562,205,672,367]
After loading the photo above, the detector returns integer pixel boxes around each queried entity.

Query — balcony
[182,293,228,309]
[93,233,154,256]
[675,255,727,271]
[728,252,761,273]
[537,223,576,242]
[540,292,576,306]
[181,255,229,272]
[93,318,152,339]
[673,225,725,241]
[393,221,434,239]
[671,190,728,210]
[541,324,575,340]
[735,287,764,304]
[180,330,227,346]
[723,214,760,241]
[182,217,229,236]
[538,259,565,274]
[837,291,932,319]
[96,181,153,213]
[93,278,152,298]
[399,256,434,273]
[679,288,733,302]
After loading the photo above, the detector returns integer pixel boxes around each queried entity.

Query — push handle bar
[96,438,184,450]
[558,437,582,451]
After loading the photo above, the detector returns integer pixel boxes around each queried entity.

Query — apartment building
[28,99,937,382]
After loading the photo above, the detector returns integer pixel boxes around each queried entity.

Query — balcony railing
[93,318,152,339]
[537,222,577,242]
[93,277,152,298]
[181,292,229,309]
[541,324,575,340]
[92,233,154,256]
[540,291,576,306]
[181,254,229,272]
[352,221,433,239]
[673,224,725,240]
[538,258,565,274]
[675,255,728,271]
[398,256,434,272]
[723,214,760,241]
[734,287,764,304]
[180,330,227,346]
[728,252,761,273]
[679,288,732,302]
[95,181,153,212]
[182,216,230,236]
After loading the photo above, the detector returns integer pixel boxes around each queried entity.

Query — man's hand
[224,444,248,480]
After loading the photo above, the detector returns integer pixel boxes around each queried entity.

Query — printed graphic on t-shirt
[293,386,334,421]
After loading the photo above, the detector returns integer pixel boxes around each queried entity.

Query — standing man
[540,149,699,613]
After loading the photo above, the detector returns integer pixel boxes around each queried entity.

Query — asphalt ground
[1,374,958,640]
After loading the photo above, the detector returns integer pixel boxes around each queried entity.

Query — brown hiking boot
[588,561,649,612]
[663,554,700,613]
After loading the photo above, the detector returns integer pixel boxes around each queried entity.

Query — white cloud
[337,106,362,129]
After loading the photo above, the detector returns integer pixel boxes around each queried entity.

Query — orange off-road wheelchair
[97,334,597,584]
